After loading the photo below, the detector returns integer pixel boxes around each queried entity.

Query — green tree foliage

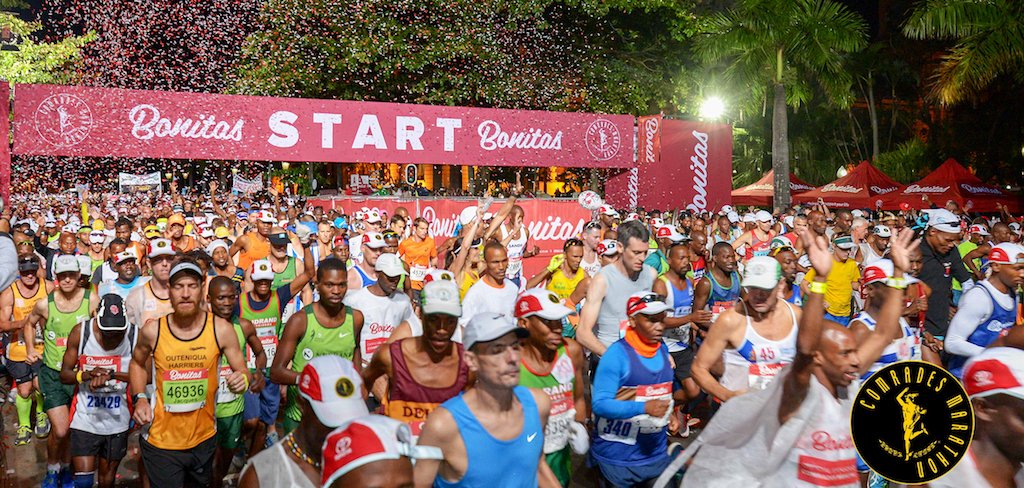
[233,0,698,115]
[903,0,1024,104]
[693,0,867,210]
[0,12,94,84]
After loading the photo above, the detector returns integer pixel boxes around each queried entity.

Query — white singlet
[720,301,798,392]
[69,319,137,435]
[343,287,421,366]
[502,225,528,280]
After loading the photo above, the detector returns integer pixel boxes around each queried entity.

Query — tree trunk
[866,73,880,161]
[772,82,790,211]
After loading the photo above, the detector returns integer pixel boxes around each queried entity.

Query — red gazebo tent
[732,170,816,207]
[882,158,1022,213]
[792,161,904,209]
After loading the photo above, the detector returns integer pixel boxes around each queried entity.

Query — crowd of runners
[0,183,1022,488]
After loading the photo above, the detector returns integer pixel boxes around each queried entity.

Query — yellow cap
[215,226,230,239]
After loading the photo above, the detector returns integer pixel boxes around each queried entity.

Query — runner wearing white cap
[97,251,146,300]
[515,288,587,486]
[362,278,468,438]
[345,253,419,371]
[348,232,387,290]
[860,224,891,267]
[590,291,674,486]
[124,238,176,328]
[320,414,444,488]
[229,209,276,272]
[692,256,799,402]
[645,225,687,275]
[929,347,1024,487]
[415,312,557,487]
[240,355,369,488]
[945,243,1024,378]
[732,210,776,264]
[207,239,245,288]
[962,221,1014,282]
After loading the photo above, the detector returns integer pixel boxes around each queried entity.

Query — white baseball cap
[596,239,620,256]
[925,208,961,233]
[515,288,574,321]
[988,243,1024,265]
[463,313,528,350]
[148,238,176,258]
[421,280,461,317]
[205,240,229,256]
[364,211,383,224]
[297,355,369,428]
[963,347,1024,400]
[872,225,892,238]
[53,254,81,275]
[113,251,137,266]
[742,213,756,223]
[250,259,275,282]
[655,225,685,243]
[727,211,740,224]
[967,224,990,236]
[740,256,782,290]
[598,205,620,218]
[374,253,407,278]
[755,210,773,222]
[720,205,734,215]
[361,232,387,249]
[76,255,93,276]
[257,210,278,223]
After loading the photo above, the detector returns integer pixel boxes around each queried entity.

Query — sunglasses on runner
[584,221,602,231]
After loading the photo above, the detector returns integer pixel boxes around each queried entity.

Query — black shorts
[7,360,40,384]
[671,348,696,384]
[70,429,129,461]
[140,436,216,488]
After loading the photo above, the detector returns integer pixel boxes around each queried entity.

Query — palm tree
[903,0,1024,104]
[694,0,867,210]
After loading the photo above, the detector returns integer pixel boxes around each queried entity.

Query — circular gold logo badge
[851,361,973,484]
[335,377,354,398]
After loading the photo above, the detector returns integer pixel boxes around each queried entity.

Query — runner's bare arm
[565,338,589,420]
[576,273,608,356]
[58,324,83,385]
[214,315,250,393]
[731,231,751,251]
[691,277,712,328]
[237,467,260,488]
[0,287,15,330]
[288,242,316,295]
[239,318,266,392]
[692,312,744,402]
[525,267,552,290]
[22,297,48,361]
[962,244,990,279]
[360,341,393,390]
[414,407,458,488]
[228,234,249,258]
[482,194,518,241]
[89,289,99,315]
[449,218,481,278]
[352,309,364,371]
[269,311,307,386]
[130,318,158,425]
[779,228,831,424]
[856,230,919,374]
[569,275,589,305]
[346,267,362,291]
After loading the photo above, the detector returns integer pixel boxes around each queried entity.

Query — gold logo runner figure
[897,387,928,460]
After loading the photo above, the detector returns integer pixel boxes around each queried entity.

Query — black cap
[22,229,36,238]
[97,294,128,331]
[269,232,289,246]
[18,257,39,272]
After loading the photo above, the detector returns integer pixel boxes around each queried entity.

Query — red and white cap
[423,269,455,285]
[361,232,387,249]
[596,239,620,256]
[624,212,640,222]
[113,251,137,266]
[250,259,275,282]
[968,224,990,236]
[988,242,1024,265]
[297,355,368,428]
[862,259,895,285]
[256,210,278,223]
[147,238,176,258]
[321,415,443,487]
[598,205,619,218]
[515,288,575,320]
[655,225,685,243]
[962,347,1024,400]
[626,291,671,317]
[364,210,383,224]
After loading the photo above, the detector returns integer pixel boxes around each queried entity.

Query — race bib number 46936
[161,368,209,413]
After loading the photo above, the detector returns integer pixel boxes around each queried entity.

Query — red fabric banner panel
[306,197,591,278]
[0,82,9,204]
[13,84,635,168]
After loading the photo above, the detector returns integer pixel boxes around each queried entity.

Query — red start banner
[12,84,635,169]
[306,197,592,277]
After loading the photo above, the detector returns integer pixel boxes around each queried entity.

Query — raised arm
[856,230,920,373]
[779,228,831,424]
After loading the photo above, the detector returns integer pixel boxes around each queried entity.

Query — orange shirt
[398,236,437,289]
[237,232,270,271]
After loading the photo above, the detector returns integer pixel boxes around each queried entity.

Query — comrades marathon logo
[35,94,93,147]
[585,119,621,161]
[851,361,973,484]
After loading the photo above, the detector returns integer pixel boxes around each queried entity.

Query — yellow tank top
[237,232,270,271]
[459,270,478,301]
[7,282,46,361]
[547,267,585,301]
[148,313,220,450]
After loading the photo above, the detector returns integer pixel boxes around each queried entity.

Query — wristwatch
[132,393,149,404]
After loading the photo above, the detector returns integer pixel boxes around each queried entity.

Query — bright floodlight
[700,96,726,119]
